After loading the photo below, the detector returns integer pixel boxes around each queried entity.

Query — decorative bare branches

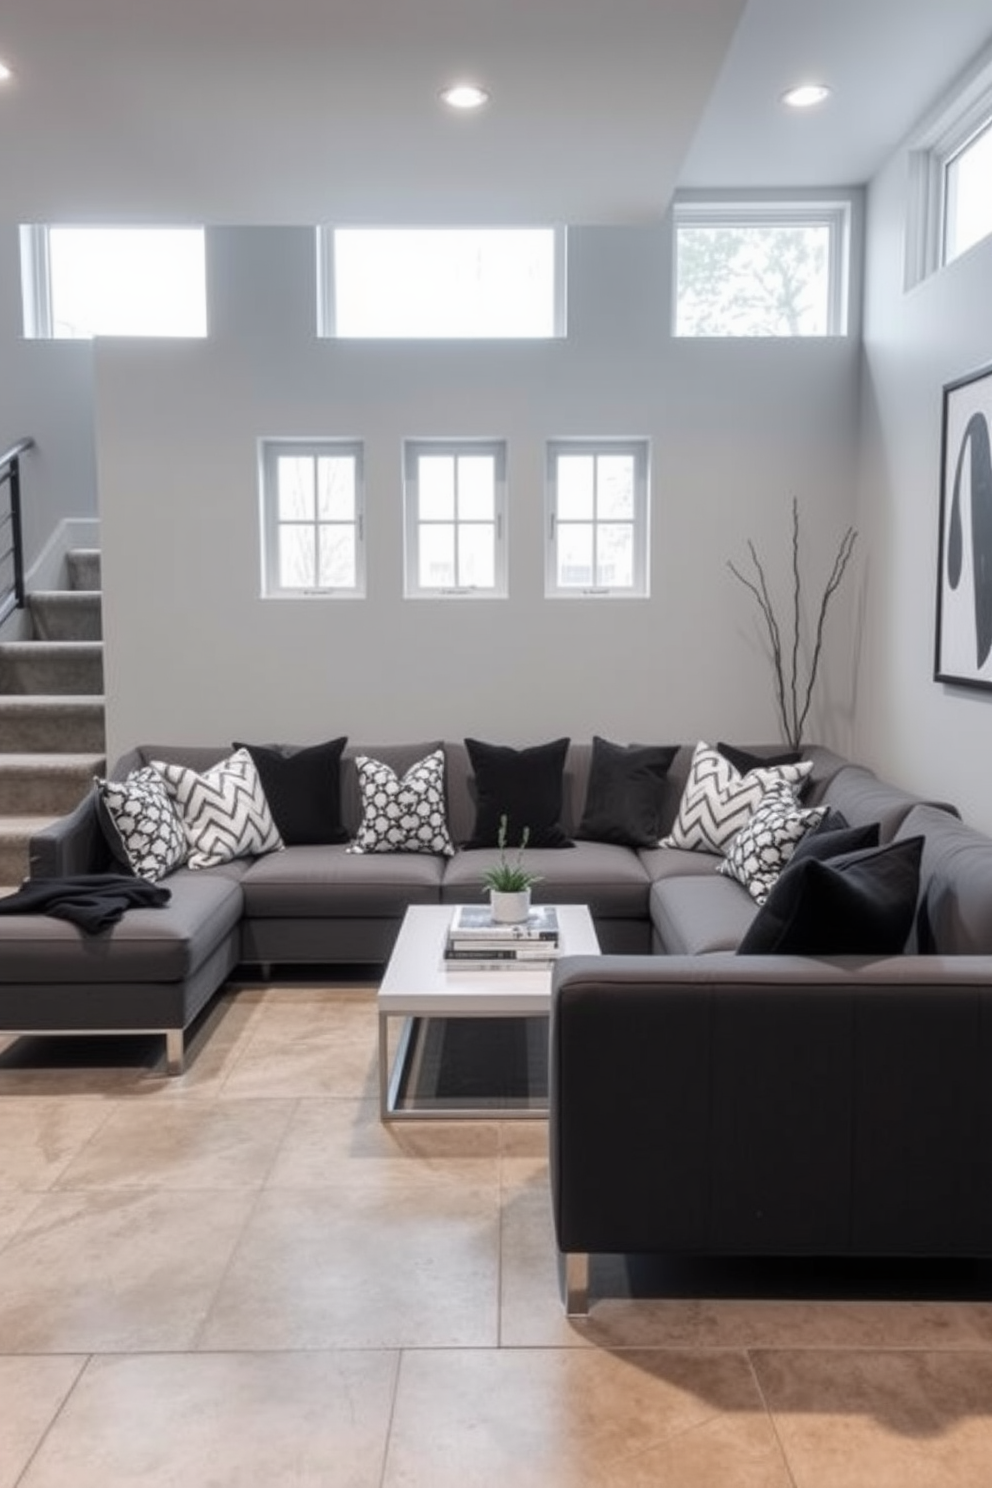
[728,498,857,751]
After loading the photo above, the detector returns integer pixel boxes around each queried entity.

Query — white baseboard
[25,518,101,591]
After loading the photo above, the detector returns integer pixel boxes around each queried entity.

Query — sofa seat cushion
[442,842,650,918]
[651,874,757,954]
[240,844,444,918]
[638,845,726,881]
[0,869,244,983]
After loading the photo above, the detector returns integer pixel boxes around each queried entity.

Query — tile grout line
[10,1351,90,1488]
[744,1348,801,1488]
[376,1347,405,1488]
[186,1177,273,1355]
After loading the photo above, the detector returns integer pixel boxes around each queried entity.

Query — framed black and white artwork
[935,360,992,691]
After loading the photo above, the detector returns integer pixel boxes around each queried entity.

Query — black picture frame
[934,360,992,691]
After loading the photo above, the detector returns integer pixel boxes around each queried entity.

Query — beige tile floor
[2,982,992,1485]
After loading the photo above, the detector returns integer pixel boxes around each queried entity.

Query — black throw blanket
[0,874,171,933]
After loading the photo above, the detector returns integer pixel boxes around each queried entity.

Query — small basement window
[260,440,365,598]
[545,439,650,597]
[403,440,507,597]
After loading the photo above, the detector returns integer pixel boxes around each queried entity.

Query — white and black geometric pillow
[661,741,813,855]
[95,767,188,882]
[348,749,455,856]
[152,749,283,870]
[720,782,829,904]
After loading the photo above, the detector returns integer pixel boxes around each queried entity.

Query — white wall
[858,126,992,832]
[0,228,98,570]
[67,219,858,761]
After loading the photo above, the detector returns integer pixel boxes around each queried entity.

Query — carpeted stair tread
[0,752,105,770]
[0,696,106,752]
[0,815,63,885]
[0,814,60,834]
[28,591,103,642]
[0,754,105,814]
[0,640,104,695]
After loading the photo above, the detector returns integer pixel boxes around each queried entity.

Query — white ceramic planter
[489,889,532,924]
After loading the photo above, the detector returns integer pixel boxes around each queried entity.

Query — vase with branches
[727,498,857,751]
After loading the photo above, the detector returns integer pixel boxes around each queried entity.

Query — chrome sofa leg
[165,1029,185,1076]
[565,1252,590,1317]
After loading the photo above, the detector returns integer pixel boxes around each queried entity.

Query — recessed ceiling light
[781,82,831,110]
[0,60,13,83]
[439,83,489,111]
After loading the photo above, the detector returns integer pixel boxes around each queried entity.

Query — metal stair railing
[0,437,35,628]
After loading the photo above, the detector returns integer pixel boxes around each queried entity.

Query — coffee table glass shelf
[378,903,599,1121]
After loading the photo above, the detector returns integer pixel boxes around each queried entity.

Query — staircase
[0,549,105,887]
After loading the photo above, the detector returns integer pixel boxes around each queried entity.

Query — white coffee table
[378,903,600,1121]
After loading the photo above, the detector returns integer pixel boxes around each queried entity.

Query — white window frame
[259,439,366,600]
[943,116,992,264]
[316,227,566,339]
[545,438,650,599]
[403,439,507,599]
[672,197,851,338]
[905,45,992,287]
[19,224,208,339]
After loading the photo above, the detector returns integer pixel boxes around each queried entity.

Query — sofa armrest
[549,953,992,1261]
[29,788,113,879]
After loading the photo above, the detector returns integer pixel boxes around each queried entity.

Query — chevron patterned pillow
[719,782,828,904]
[153,749,283,870]
[660,741,813,855]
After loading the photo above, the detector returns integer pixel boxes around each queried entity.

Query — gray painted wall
[0,216,862,762]
[859,117,992,832]
[0,228,98,570]
[90,219,863,763]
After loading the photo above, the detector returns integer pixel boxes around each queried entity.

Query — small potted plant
[482,813,543,923]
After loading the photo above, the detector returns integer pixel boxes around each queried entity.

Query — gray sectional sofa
[0,736,975,1105]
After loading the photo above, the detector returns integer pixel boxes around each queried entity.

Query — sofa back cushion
[896,804,992,955]
[818,765,959,843]
[125,744,233,778]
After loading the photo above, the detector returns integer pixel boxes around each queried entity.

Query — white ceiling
[0,0,990,225]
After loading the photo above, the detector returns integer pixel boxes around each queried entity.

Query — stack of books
[443,904,560,970]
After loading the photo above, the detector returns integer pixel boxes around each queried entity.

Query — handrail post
[9,453,24,610]
[0,438,34,622]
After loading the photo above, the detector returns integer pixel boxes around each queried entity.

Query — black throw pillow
[233,737,348,845]
[577,737,679,848]
[716,742,805,774]
[814,808,850,833]
[738,835,923,956]
[788,817,880,867]
[464,737,572,849]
